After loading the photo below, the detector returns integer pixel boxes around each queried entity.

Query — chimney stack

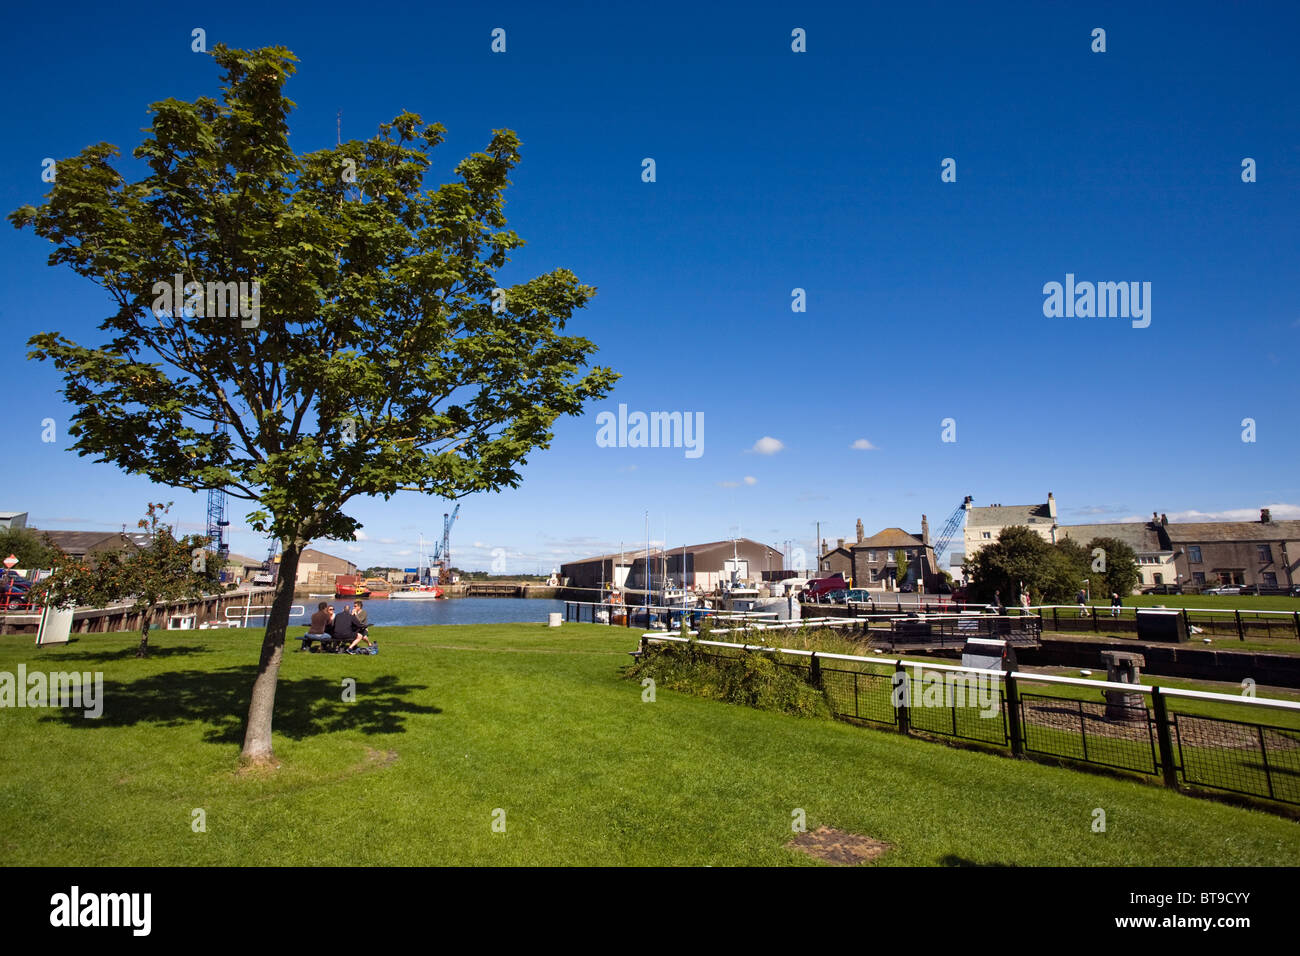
[1261,508,1272,523]
[921,514,931,545]
[856,518,864,542]
[1047,492,1057,519]
[837,538,845,550]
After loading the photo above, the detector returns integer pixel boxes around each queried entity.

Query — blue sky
[1,0,1296,573]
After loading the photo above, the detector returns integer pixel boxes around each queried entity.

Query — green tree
[33,503,217,657]
[965,526,1083,605]
[893,548,908,586]
[0,526,63,570]
[1086,536,1141,599]
[11,46,617,764]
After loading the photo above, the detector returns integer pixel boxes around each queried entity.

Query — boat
[389,587,444,600]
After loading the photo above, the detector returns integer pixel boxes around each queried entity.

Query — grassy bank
[1,623,1296,866]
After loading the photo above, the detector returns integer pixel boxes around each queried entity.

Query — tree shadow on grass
[940,855,1016,867]
[28,644,210,664]
[39,666,440,745]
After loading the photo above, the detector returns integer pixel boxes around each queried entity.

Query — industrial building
[560,538,783,594]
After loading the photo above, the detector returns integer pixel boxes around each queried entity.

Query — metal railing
[636,633,1300,809]
[225,604,306,627]
[1032,603,1300,643]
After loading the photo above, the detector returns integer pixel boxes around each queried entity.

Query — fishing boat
[335,583,371,598]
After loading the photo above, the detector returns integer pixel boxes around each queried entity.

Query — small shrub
[627,642,831,719]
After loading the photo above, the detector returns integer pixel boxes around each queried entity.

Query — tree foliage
[11,45,617,762]
[0,527,64,570]
[1086,536,1141,598]
[33,503,217,657]
[964,526,1084,605]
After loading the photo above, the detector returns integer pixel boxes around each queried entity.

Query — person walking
[1077,589,1088,618]
[347,600,375,653]
[1110,591,1122,618]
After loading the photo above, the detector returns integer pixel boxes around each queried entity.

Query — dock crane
[931,496,973,564]
[432,504,460,582]
[205,422,231,579]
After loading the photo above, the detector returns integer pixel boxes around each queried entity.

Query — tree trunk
[136,606,154,658]
[239,538,304,766]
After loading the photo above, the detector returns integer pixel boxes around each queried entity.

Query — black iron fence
[1037,604,1300,643]
[639,634,1300,810]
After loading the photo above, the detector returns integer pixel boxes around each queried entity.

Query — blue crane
[931,496,973,564]
[205,422,231,579]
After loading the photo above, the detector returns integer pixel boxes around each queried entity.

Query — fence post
[1151,687,1179,790]
[1004,670,1023,756]
[1053,607,1059,632]
[1294,611,1300,641]
[809,652,822,689]
[640,635,648,655]
[1092,606,1098,632]
[1235,609,1244,642]
[893,663,910,735]
[1183,608,1190,635]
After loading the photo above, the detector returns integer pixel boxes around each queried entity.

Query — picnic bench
[298,632,351,653]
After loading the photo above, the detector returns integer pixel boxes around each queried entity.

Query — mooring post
[809,651,822,689]
[1235,609,1245,642]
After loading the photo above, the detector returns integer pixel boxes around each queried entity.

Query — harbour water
[265,596,567,629]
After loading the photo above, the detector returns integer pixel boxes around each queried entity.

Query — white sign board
[36,604,75,646]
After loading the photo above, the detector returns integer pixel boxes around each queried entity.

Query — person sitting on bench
[346,600,374,653]
[305,606,330,642]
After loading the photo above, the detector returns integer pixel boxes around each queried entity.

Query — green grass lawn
[1,623,1298,866]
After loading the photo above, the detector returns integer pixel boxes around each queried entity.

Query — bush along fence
[635,632,1300,812]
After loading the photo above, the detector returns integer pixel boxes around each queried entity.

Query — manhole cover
[786,826,892,865]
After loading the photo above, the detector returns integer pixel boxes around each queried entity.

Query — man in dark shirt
[333,605,356,646]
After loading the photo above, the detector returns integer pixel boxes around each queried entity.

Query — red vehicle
[802,573,848,603]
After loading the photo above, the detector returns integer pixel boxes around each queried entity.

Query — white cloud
[743,476,757,485]
[850,438,877,450]
[1116,504,1300,523]
[718,481,740,488]
[750,436,784,455]
[345,544,364,553]
[353,530,368,541]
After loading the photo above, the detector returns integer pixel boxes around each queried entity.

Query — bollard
[809,652,822,689]
[1235,609,1244,642]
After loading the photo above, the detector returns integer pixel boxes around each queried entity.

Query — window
[1263,572,1278,588]
[1257,545,1273,562]
[1154,574,1163,585]
[868,551,875,562]
[982,532,991,540]
[870,568,879,581]
[1188,546,1202,563]
[1193,572,1206,585]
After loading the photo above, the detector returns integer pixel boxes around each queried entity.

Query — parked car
[1142,583,1182,595]
[899,583,914,593]
[802,574,848,602]
[0,571,33,610]
[844,588,872,604]
[1204,585,1242,595]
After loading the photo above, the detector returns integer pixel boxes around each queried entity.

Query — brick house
[1166,509,1299,591]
